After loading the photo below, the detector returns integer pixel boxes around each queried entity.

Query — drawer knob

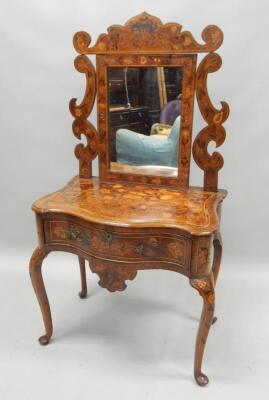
[67,226,80,240]
[135,243,144,255]
[105,232,113,244]
[135,240,159,255]
[66,226,90,245]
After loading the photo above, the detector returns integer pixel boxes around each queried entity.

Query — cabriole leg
[211,232,222,325]
[190,274,215,386]
[78,256,87,298]
[212,232,222,286]
[29,247,52,345]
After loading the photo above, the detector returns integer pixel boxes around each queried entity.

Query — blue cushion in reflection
[115,116,180,167]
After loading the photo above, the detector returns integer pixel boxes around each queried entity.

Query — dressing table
[29,12,229,386]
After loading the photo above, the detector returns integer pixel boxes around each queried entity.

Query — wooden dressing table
[29,12,229,386]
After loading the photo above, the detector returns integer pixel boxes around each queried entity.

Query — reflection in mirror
[108,66,183,177]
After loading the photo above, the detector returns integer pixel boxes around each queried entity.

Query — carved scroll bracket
[190,274,215,305]
[89,259,138,292]
[193,53,230,191]
[29,247,48,270]
[69,55,98,178]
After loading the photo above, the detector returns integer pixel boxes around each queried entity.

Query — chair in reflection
[115,116,180,167]
[160,99,182,125]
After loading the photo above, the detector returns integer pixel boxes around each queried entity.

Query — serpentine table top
[33,176,227,236]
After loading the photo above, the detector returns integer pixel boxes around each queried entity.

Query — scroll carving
[69,55,98,178]
[29,247,48,269]
[73,12,223,55]
[70,13,228,189]
[193,53,230,191]
[190,275,215,305]
[89,259,138,292]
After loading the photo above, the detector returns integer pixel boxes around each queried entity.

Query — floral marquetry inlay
[29,13,229,386]
[69,12,229,190]
[89,259,138,292]
[69,55,98,178]
[33,176,226,236]
[73,12,223,54]
[97,53,196,188]
[190,275,215,305]
[193,53,230,191]
[52,224,91,246]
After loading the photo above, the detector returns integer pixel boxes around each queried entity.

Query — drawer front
[110,111,129,126]
[129,109,148,123]
[45,220,191,268]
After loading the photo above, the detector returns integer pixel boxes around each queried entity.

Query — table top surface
[32,176,227,236]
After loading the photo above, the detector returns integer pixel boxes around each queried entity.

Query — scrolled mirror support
[193,53,230,191]
[69,55,98,178]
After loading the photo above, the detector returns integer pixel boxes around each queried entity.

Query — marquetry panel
[69,55,98,178]
[73,12,223,55]
[32,176,226,236]
[44,219,191,268]
[192,53,230,191]
[97,53,196,188]
[70,12,229,190]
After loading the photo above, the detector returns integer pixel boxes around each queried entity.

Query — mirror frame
[70,12,229,191]
[97,54,196,187]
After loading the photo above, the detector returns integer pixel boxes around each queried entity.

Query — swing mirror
[97,52,197,184]
[107,65,183,177]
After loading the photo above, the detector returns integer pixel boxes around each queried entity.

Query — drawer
[129,110,148,123]
[108,81,124,91]
[44,219,191,268]
[110,111,129,126]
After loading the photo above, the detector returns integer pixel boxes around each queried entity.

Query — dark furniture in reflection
[108,66,183,161]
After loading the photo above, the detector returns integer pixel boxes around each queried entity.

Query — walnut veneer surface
[32,176,226,236]
[29,12,230,387]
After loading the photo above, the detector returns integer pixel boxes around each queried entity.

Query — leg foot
[29,247,53,345]
[195,372,209,386]
[39,335,51,346]
[190,274,215,386]
[78,256,87,298]
[212,316,217,324]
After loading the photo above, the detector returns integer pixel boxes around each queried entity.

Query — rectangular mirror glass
[107,66,183,177]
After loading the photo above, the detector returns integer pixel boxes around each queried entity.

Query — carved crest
[73,12,223,54]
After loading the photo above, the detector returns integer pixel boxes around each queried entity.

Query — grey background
[1,0,269,264]
[0,1,269,399]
